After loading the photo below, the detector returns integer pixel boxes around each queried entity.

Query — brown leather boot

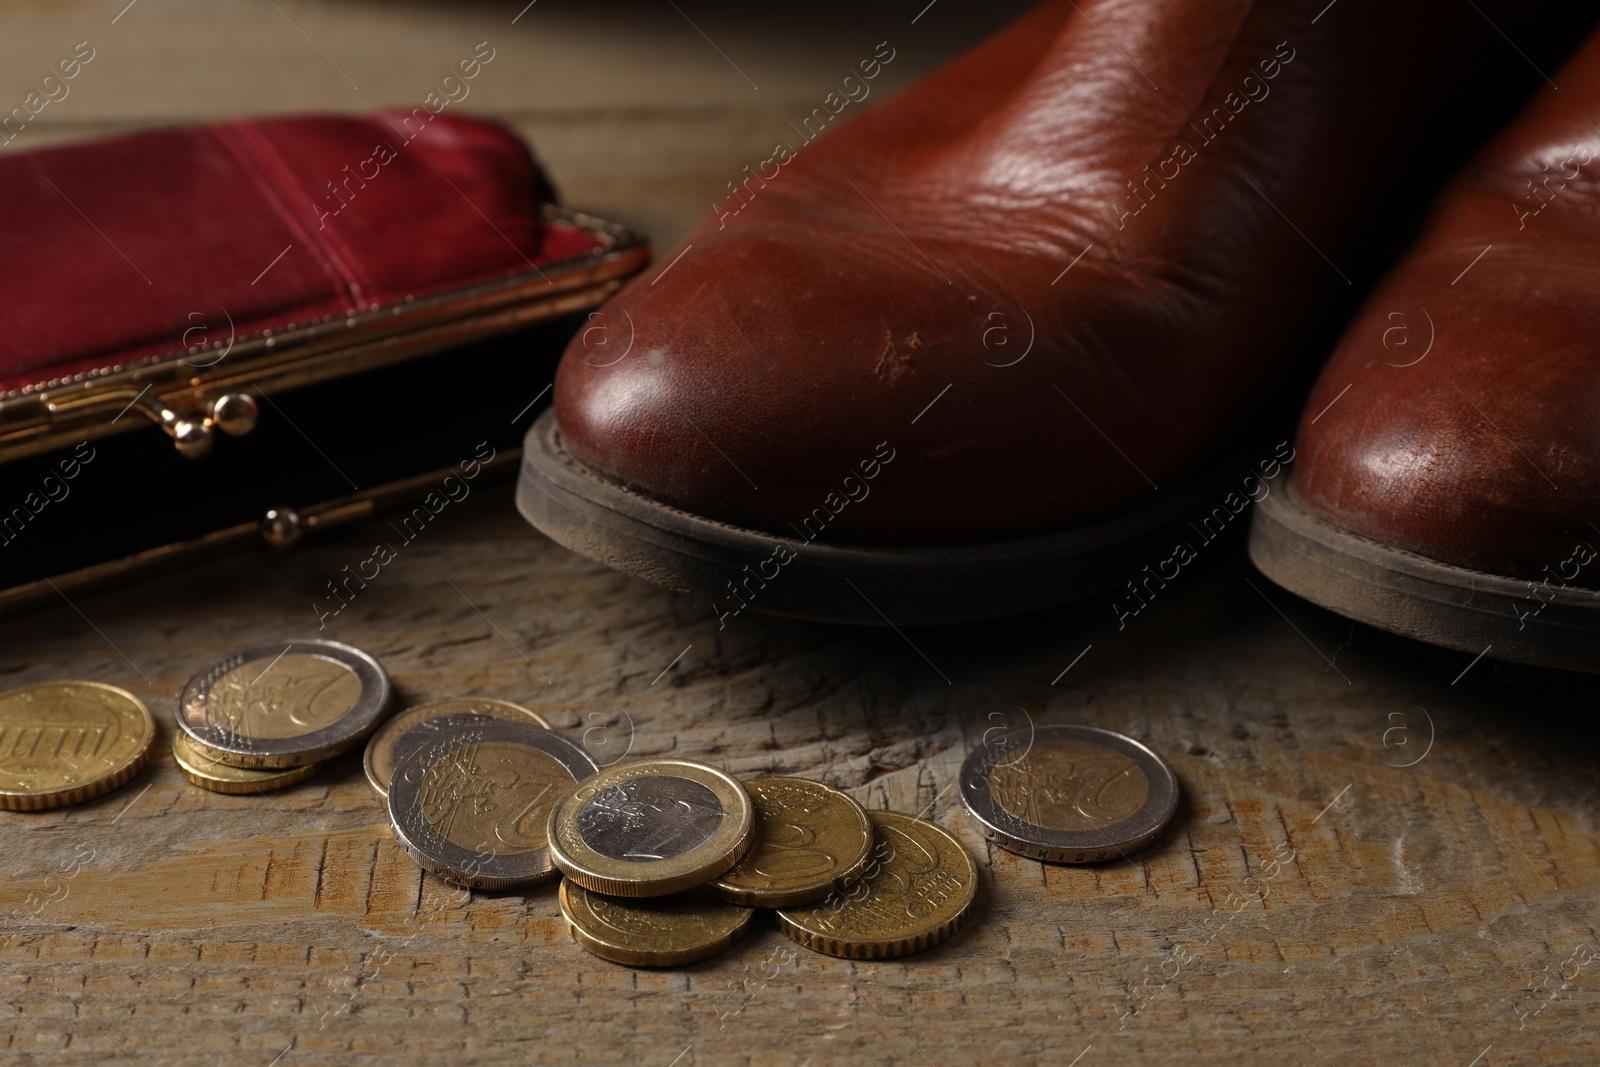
[1253,24,1600,672]
[519,0,1582,625]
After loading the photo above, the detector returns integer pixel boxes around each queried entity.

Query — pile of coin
[2,631,1181,972]
[173,638,392,792]
[374,713,980,966]
[0,638,391,809]
[553,770,977,965]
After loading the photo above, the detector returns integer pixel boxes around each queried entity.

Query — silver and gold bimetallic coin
[959,723,1179,863]
[546,758,754,897]
[776,810,977,960]
[0,681,155,811]
[175,639,391,769]
[387,717,598,889]
[559,879,757,967]
[363,697,551,796]
[172,731,317,794]
[704,777,873,908]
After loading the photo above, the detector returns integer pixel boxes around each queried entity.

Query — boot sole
[1249,476,1600,672]
[517,409,1253,626]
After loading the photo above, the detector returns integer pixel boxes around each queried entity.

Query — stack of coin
[173,638,391,793]
[959,723,1180,864]
[546,764,979,967]
[172,731,318,794]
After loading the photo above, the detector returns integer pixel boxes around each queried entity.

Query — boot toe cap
[1295,234,1600,583]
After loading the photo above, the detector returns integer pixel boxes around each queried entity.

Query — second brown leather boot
[1252,23,1600,672]
[519,0,1582,625]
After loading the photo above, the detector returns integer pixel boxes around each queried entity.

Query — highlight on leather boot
[1251,25,1600,672]
[518,0,1585,626]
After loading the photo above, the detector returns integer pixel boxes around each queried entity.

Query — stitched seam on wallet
[211,120,370,308]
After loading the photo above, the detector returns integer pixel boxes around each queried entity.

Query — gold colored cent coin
[547,759,755,897]
[172,732,317,795]
[559,879,756,967]
[776,811,977,960]
[363,697,552,796]
[704,777,873,908]
[0,681,155,811]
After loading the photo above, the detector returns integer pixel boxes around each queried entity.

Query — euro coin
[172,731,317,794]
[363,697,551,796]
[547,758,754,897]
[959,723,1179,863]
[0,681,155,811]
[703,777,873,908]
[176,638,391,768]
[776,811,977,960]
[559,879,756,967]
[387,717,598,888]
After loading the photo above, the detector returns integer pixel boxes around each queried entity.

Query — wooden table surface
[4,3,1599,1064]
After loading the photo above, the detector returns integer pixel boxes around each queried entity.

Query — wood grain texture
[5,487,1599,1066]
[3,2,1599,1064]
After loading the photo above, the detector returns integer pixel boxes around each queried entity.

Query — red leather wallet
[0,111,648,611]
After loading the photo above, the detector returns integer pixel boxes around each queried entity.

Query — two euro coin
[960,723,1179,864]
[387,716,597,889]
[175,638,390,769]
